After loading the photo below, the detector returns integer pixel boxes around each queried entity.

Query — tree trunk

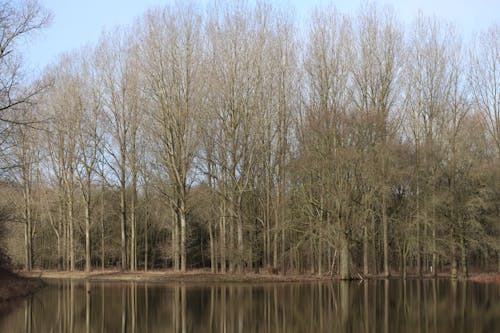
[68,187,75,272]
[317,228,322,276]
[339,229,350,280]
[180,199,187,272]
[403,249,407,279]
[460,232,468,279]
[431,195,437,278]
[431,225,437,277]
[172,208,179,271]
[144,188,150,272]
[451,241,457,280]
[23,172,33,272]
[130,176,137,271]
[229,204,235,273]
[416,215,421,277]
[237,209,244,273]
[382,193,389,278]
[85,199,91,272]
[273,218,278,271]
[363,226,369,276]
[209,224,215,273]
[58,203,63,270]
[101,187,105,271]
[219,199,226,273]
[120,177,127,271]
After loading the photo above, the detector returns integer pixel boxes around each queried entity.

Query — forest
[0,0,499,280]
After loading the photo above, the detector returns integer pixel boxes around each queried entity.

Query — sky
[24,0,500,74]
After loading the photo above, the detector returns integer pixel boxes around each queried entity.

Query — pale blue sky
[25,0,500,73]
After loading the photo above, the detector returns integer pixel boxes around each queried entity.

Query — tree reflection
[1,280,500,333]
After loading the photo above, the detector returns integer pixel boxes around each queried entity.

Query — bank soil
[469,273,500,283]
[21,269,337,283]
[18,269,500,284]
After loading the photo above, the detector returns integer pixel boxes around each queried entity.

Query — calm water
[0,279,499,333]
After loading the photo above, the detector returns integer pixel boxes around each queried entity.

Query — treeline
[0,1,499,279]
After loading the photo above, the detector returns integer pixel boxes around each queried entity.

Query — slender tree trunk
[431,224,437,277]
[172,207,179,271]
[265,156,271,268]
[229,198,235,273]
[23,179,33,272]
[416,215,421,277]
[209,224,215,273]
[220,203,226,273]
[237,203,244,273]
[120,175,127,271]
[451,239,457,280]
[68,184,75,272]
[101,190,105,271]
[317,227,323,276]
[85,197,91,272]
[460,231,468,279]
[339,223,350,280]
[56,233,61,271]
[273,217,278,271]
[24,201,33,272]
[382,193,389,278]
[403,248,407,279]
[130,174,137,271]
[431,190,437,278]
[180,198,187,272]
[309,218,314,274]
[58,203,63,270]
[144,186,149,272]
[363,225,369,276]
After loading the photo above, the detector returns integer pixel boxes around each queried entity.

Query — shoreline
[0,268,44,317]
[0,268,44,302]
[21,269,332,283]
[0,269,497,307]
[18,269,500,284]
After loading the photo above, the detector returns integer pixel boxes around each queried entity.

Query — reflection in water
[0,279,499,333]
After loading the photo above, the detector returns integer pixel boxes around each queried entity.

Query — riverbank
[0,268,44,318]
[20,269,333,283]
[0,268,43,302]
[17,269,500,284]
[469,273,500,283]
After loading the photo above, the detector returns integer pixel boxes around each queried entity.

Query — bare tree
[97,28,141,271]
[43,55,82,271]
[302,6,354,278]
[470,24,500,273]
[0,0,50,123]
[404,14,461,276]
[139,2,202,272]
[10,105,40,271]
[352,3,403,277]
[74,53,103,272]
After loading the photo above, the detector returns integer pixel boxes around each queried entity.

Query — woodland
[0,0,499,280]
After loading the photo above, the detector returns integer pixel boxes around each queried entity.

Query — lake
[0,279,499,332]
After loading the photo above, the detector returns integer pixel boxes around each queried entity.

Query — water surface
[0,279,499,332]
